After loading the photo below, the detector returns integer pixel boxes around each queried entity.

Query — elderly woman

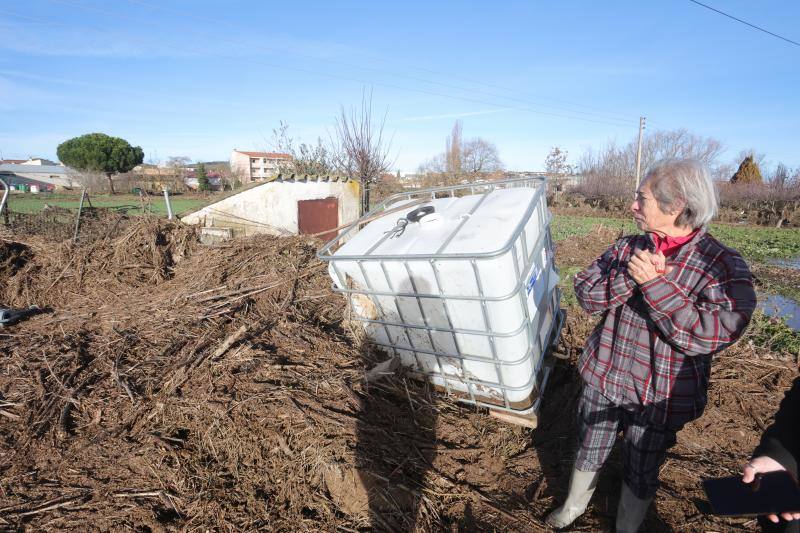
[546,159,757,532]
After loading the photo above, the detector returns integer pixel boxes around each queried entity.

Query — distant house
[0,164,80,189]
[22,157,59,166]
[181,174,360,242]
[230,149,292,183]
[0,157,58,166]
[184,170,224,191]
[133,164,164,177]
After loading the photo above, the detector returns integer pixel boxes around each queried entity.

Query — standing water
[758,294,800,331]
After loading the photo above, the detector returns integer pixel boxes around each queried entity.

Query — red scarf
[650,229,699,258]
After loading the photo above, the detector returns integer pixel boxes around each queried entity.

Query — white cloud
[0,18,364,61]
[0,21,157,58]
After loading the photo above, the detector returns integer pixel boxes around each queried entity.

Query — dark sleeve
[573,239,636,315]
[753,376,800,477]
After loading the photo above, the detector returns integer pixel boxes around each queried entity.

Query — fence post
[72,188,87,243]
[0,176,9,225]
[163,188,174,220]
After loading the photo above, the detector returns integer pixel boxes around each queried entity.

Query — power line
[124,0,637,124]
[34,0,638,128]
[687,0,800,48]
[118,0,636,125]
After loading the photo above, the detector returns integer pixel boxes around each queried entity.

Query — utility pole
[634,116,646,191]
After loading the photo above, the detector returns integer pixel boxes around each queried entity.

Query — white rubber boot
[544,468,600,529]
[615,481,653,533]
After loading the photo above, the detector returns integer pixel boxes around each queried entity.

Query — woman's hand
[628,249,670,285]
[742,456,800,523]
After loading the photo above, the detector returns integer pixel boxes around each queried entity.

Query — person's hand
[628,249,671,285]
[743,456,800,523]
[650,250,667,274]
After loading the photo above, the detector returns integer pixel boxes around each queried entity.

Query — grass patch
[557,266,581,307]
[6,193,211,217]
[707,224,800,262]
[746,311,800,358]
[550,215,634,242]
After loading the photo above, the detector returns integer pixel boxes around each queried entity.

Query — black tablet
[703,471,800,517]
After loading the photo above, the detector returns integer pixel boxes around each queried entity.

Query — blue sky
[1,0,798,173]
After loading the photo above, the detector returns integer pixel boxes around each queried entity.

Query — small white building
[230,149,293,183]
[181,174,361,242]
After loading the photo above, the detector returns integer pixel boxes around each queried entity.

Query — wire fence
[1,189,177,244]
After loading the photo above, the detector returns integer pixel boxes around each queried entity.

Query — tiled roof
[267,173,356,183]
[0,159,27,164]
[234,150,292,160]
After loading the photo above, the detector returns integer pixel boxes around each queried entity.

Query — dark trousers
[573,385,684,499]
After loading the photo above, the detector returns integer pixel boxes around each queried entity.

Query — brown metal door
[297,197,339,241]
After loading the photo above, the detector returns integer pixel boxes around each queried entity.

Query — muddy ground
[0,219,796,532]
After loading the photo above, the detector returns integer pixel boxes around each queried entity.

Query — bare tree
[770,163,791,188]
[462,138,503,174]
[544,146,572,174]
[417,153,446,174]
[270,122,334,176]
[332,90,394,214]
[270,121,295,174]
[446,120,463,174]
[73,170,110,192]
[577,129,725,199]
[544,146,573,192]
[164,156,191,190]
[166,156,191,171]
[418,120,504,183]
[293,141,333,175]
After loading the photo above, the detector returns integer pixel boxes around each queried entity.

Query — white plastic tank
[319,178,562,414]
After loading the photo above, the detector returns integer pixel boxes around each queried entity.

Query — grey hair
[644,159,718,229]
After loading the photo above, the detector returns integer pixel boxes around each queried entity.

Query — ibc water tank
[319,177,562,416]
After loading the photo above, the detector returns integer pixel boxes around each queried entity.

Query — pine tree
[730,155,763,184]
[57,133,144,194]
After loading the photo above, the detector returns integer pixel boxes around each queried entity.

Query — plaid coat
[574,228,756,425]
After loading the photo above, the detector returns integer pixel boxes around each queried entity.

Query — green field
[5,193,211,217]
[550,214,800,262]
[551,214,800,341]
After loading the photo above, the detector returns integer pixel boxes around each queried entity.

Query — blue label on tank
[526,264,540,295]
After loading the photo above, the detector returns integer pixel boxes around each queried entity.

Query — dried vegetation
[0,219,795,531]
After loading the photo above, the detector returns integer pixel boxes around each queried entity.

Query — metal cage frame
[317,176,564,414]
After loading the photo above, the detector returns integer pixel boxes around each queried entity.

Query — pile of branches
[0,220,535,531]
[0,219,796,531]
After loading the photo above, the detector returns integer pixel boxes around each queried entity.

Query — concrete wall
[230,151,251,182]
[181,180,361,238]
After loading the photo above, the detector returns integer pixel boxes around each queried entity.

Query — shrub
[730,155,763,184]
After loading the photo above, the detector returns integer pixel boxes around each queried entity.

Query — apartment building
[230,149,292,183]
